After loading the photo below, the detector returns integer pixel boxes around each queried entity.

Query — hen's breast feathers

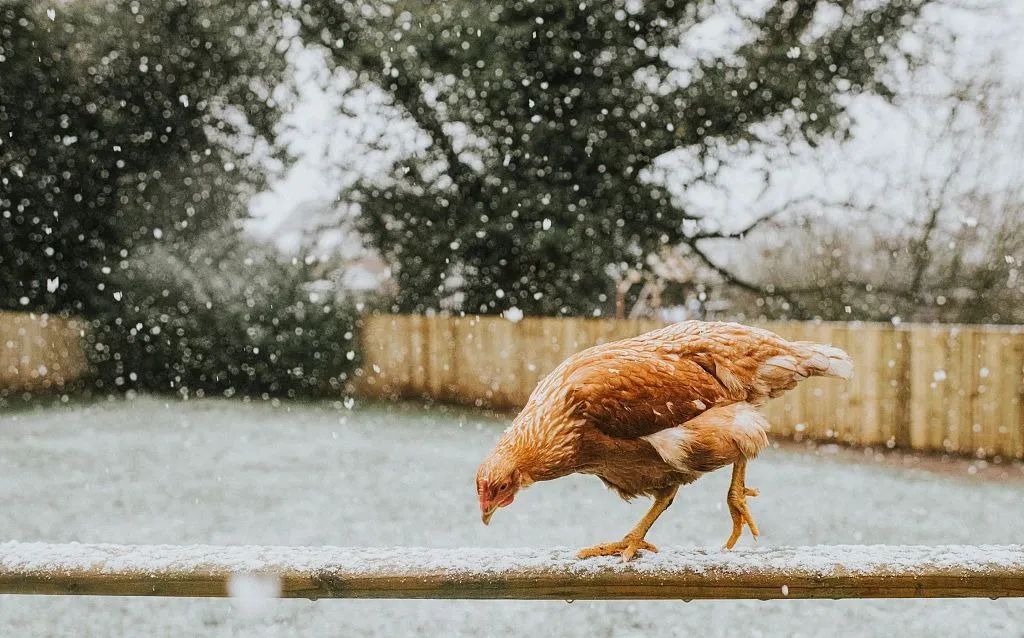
[534,320,853,442]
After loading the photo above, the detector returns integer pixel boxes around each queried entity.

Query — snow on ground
[0,397,1022,636]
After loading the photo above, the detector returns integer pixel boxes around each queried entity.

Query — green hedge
[83,245,359,399]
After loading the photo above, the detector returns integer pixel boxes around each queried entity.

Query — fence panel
[359,315,1024,459]
[0,311,89,394]
[5,310,1020,459]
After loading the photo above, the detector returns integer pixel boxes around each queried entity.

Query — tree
[0,0,287,315]
[297,0,930,315]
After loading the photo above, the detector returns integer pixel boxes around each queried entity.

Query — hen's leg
[723,458,759,549]
[577,485,679,562]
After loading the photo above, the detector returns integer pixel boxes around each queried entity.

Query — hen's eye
[499,481,509,491]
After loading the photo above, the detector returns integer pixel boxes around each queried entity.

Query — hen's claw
[577,537,658,562]
[723,485,759,550]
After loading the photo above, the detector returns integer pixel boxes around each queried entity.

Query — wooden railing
[0,311,89,394]
[1,542,1021,599]
[358,315,1024,459]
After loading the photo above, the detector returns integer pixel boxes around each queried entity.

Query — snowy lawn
[0,397,1022,637]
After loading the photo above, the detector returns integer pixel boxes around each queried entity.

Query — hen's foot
[577,537,658,562]
[723,486,759,550]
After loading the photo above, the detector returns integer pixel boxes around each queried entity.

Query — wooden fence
[0,311,89,394]
[3,310,1023,460]
[1,542,1022,599]
[358,315,1024,460]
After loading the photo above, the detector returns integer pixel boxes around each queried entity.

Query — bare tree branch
[684,239,805,313]
[690,195,821,240]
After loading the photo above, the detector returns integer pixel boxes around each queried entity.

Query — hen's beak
[480,498,496,525]
[481,506,495,525]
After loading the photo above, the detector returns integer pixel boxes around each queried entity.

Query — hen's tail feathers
[798,342,854,380]
[757,342,853,399]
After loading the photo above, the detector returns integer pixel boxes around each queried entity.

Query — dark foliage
[84,240,360,398]
[0,0,287,314]
[298,0,929,315]
[1,1,360,398]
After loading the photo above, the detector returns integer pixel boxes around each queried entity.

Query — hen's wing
[561,321,851,439]
[565,346,726,438]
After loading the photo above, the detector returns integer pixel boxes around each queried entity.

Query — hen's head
[476,450,524,525]
[476,398,578,525]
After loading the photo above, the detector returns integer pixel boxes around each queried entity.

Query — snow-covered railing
[1,543,1022,600]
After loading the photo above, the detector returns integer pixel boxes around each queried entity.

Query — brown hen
[476,320,852,560]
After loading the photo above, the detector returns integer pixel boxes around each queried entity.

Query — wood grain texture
[1,543,1022,600]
